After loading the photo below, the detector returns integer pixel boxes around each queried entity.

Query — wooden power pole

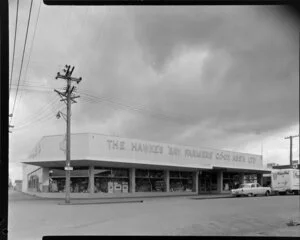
[54,65,82,204]
[284,134,299,166]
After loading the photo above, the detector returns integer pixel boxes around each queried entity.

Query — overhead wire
[10,82,64,129]
[14,105,62,130]
[14,97,60,126]
[12,81,185,124]
[79,92,183,123]
[10,83,57,93]
[13,99,63,128]
[78,88,170,115]
[14,0,42,123]
[10,0,34,125]
[9,0,20,97]
[13,106,64,131]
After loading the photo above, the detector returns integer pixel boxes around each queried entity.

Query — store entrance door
[199,171,212,194]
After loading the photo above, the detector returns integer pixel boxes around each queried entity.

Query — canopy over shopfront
[23,133,264,170]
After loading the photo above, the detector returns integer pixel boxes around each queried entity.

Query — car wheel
[247,193,253,197]
[265,191,270,196]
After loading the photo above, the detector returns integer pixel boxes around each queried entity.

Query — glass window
[94,167,129,193]
[70,178,88,193]
[170,171,194,192]
[244,174,258,183]
[223,172,241,191]
[135,169,165,192]
[136,169,149,177]
[170,171,180,178]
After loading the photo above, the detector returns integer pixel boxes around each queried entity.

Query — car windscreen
[240,184,250,188]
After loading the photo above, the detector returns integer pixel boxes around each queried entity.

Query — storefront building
[22,133,270,197]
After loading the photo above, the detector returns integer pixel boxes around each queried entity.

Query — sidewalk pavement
[11,190,233,205]
[57,194,233,205]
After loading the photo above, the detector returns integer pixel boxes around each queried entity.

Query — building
[272,164,300,170]
[14,180,22,191]
[22,133,270,198]
[266,163,279,169]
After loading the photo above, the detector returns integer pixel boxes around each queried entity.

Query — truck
[271,168,300,195]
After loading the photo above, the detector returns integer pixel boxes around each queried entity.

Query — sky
[8,2,299,182]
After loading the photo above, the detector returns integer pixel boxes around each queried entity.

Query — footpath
[9,190,233,205]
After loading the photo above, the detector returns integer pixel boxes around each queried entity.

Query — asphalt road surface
[8,190,300,239]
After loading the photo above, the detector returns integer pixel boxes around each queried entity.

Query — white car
[231,183,271,197]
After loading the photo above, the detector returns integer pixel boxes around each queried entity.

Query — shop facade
[22,133,270,197]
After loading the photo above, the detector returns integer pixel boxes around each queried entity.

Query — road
[8,190,300,239]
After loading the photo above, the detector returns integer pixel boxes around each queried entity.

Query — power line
[13,102,64,131]
[80,92,183,123]
[13,100,61,128]
[12,82,185,124]
[14,107,60,130]
[10,0,34,124]
[10,82,61,92]
[14,97,61,126]
[9,0,20,96]
[15,0,42,123]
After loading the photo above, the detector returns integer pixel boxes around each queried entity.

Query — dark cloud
[121,6,299,139]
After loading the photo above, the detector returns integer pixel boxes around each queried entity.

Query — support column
[193,171,199,194]
[22,164,28,192]
[218,171,223,193]
[129,168,136,193]
[88,166,95,194]
[164,170,170,192]
[42,168,50,192]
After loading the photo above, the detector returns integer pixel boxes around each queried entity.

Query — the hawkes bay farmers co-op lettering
[106,139,257,164]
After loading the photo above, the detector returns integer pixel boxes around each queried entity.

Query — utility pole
[55,65,82,204]
[284,134,299,166]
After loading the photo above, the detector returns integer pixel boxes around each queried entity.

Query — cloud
[124,6,299,137]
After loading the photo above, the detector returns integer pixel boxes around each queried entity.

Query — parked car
[231,183,271,197]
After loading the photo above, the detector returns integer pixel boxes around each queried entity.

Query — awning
[23,159,212,171]
[213,166,271,174]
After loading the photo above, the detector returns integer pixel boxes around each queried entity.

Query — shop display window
[135,169,165,192]
[223,172,241,191]
[169,171,194,192]
[53,178,65,192]
[70,178,89,193]
[135,169,149,178]
[94,167,129,193]
[49,178,89,193]
[244,174,257,184]
[48,167,90,193]
[211,172,218,191]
